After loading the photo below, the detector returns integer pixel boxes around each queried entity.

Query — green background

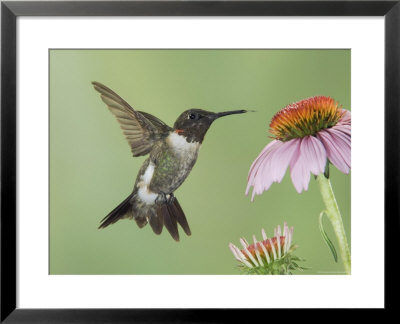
[50,49,351,275]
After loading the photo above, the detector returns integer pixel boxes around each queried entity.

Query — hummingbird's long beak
[212,110,248,120]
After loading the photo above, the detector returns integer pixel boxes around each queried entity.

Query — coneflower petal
[243,246,259,266]
[289,138,310,193]
[259,242,271,264]
[247,140,281,180]
[329,127,351,148]
[326,128,351,167]
[240,238,249,249]
[246,140,281,190]
[269,138,299,183]
[252,235,258,245]
[283,222,289,252]
[229,243,242,262]
[247,149,276,199]
[262,228,268,240]
[317,130,350,174]
[269,238,278,260]
[235,246,253,268]
[288,227,294,249]
[302,136,327,176]
[274,225,281,237]
[252,141,283,196]
[254,246,264,266]
[276,234,281,258]
[337,109,351,126]
[334,124,351,136]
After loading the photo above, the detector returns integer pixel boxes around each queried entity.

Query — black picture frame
[1,0,398,321]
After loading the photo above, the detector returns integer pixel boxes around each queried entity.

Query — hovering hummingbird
[92,82,248,241]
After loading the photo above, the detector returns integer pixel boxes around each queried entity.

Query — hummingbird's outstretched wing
[92,81,172,157]
[137,111,169,129]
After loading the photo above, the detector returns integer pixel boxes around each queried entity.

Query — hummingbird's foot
[155,193,166,204]
[156,192,175,204]
[167,193,175,204]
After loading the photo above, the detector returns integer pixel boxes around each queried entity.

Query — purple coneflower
[229,223,304,274]
[245,96,351,274]
[246,96,351,198]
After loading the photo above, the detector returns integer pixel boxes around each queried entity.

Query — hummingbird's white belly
[137,162,158,205]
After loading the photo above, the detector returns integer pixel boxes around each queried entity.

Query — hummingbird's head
[173,108,248,143]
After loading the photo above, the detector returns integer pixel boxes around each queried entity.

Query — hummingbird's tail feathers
[171,198,191,236]
[99,194,133,229]
[162,204,180,241]
[153,197,191,242]
[134,216,148,228]
[148,209,164,235]
[98,191,191,242]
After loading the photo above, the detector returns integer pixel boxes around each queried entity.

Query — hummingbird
[92,82,248,241]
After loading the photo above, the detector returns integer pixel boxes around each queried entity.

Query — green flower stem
[316,174,351,274]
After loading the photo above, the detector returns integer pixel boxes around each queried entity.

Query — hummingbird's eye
[189,113,197,120]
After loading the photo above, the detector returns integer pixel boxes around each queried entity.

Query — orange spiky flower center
[269,96,344,141]
[242,236,286,259]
